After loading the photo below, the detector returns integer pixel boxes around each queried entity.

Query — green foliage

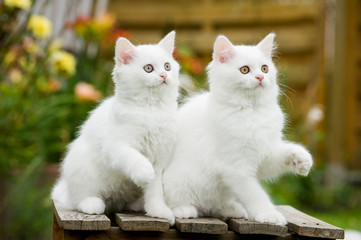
[311,208,361,231]
[0,65,103,174]
[0,158,53,240]
[0,2,117,239]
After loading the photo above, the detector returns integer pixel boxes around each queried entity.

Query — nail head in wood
[277,205,345,239]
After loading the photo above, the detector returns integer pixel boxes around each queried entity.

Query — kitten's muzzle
[255,74,264,82]
[160,72,167,80]
[160,72,167,84]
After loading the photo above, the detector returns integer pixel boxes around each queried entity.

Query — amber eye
[164,62,171,71]
[240,66,250,74]
[144,64,154,73]
[261,65,268,73]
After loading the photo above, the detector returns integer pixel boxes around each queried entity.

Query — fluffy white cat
[163,33,313,226]
[51,31,179,224]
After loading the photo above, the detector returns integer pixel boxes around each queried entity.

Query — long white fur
[51,31,179,224]
[163,33,313,226]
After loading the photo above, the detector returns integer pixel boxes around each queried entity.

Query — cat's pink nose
[256,75,264,82]
[160,72,167,80]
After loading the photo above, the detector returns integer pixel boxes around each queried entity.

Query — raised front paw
[130,160,155,187]
[254,209,287,226]
[287,147,313,176]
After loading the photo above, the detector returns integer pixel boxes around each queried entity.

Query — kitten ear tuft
[257,33,276,58]
[115,37,136,65]
[213,35,235,63]
[158,31,176,55]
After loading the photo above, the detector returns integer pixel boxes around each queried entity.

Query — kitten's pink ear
[115,37,136,65]
[213,35,235,63]
[158,31,175,55]
[257,33,276,58]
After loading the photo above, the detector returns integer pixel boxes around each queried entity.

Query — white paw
[130,160,155,187]
[78,197,105,215]
[173,205,198,219]
[288,148,313,176]
[146,205,175,225]
[222,202,248,219]
[127,197,144,212]
[254,209,287,226]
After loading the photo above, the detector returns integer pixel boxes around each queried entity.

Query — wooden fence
[332,0,361,169]
[110,0,324,91]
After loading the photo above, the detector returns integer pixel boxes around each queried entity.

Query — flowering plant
[0,2,111,237]
[27,14,52,38]
[67,13,129,42]
[0,0,83,175]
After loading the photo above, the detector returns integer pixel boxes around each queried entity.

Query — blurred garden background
[0,0,360,239]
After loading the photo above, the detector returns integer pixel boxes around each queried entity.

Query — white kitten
[51,31,179,224]
[163,33,313,226]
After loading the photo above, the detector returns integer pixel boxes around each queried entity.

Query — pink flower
[75,82,102,102]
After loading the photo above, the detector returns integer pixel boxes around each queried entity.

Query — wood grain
[228,218,288,237]
[61,227,319,240]
[53,201,344,239]
[277,205,344,239]
[53,200,111,231]
[52,214,64,240]
[175,218,228,234]
[115,213,169,232]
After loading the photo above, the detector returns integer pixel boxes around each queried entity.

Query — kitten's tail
[51,179,72,209]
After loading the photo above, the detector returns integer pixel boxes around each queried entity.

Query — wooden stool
[52,201,344,240]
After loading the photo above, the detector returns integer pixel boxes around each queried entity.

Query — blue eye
[144,64,154,73]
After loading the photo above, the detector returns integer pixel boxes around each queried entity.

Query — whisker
[279,83,296,95]
[279,87,294,110]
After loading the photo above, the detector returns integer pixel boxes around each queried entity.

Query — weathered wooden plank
[63,227,330,240]
[228,218,288,237]
[52,214,64,240]
[53,200,111,231]
[277,205,344,239]
[64,227,295,240]
[175,218,228,234]
[115,213,169,232]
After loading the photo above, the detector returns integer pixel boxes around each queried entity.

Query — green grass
[309,208,361,231]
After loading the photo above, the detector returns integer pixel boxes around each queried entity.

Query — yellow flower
[4,0,31,9]
[50,50,76,76]
[92,13,116,35]
[48,39,63,53]
[8,68,23,83]
[27,15,52,39]
[4,49,17,66]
